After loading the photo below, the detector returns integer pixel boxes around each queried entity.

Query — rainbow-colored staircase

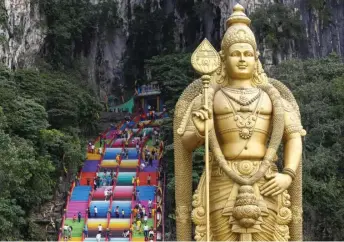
[59,112,166,241]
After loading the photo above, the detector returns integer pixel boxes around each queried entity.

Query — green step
[132,219,154,238]
[64,218,85,237]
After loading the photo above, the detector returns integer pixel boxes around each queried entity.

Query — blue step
[89,201,110,218]
[70,186,92,201]
[111,201,132,218]
[136,186,155,201]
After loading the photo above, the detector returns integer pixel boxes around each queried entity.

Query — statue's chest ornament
[221,88,263,139]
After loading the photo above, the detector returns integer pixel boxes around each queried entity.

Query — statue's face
[225,43,256,80]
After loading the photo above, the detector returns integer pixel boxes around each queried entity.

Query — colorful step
[117,172,137,186]
[138,172,157,186]
[119,159,138,169]
[104,148,123,159]
[63,218,85,237]
[111,200,132,218]
[70,186,91,201]
[141,159,159,172]
[101,159,118,168]
[87,154,101,160]
[93,186,113,200]
[132,219,154,238]
[84,238,106,242]
[67,201,88,218]
[82,160,100,172]
[108,218,131,230]
[87,218,108,230]
[113,186,134,200]
[136,186,155,201]
[89,201,110,218]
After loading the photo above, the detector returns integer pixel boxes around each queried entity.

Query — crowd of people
[87,139,104,155]
[93,168,117,190]
[62,224,73,241]
[139,104,167,121]
[92,225,112,242]
[123,200,156,241]
[62,109,166,241]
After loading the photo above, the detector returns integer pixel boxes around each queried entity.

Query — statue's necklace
[222,87,260,106]
[221,89,263,139]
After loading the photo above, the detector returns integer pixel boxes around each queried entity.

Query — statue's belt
[212,159,277,178]
[209,182,279,214]
[210,159,279,214]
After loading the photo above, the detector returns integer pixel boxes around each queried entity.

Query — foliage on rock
[39,0,121,68]
[123,0,176,88]
[250,3,303,57]
[0,66,101,239]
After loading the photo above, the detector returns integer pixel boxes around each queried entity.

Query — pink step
[68,203,87,208]
[66,201,88,217]
[67,211,86,218]
[68,201,88,207]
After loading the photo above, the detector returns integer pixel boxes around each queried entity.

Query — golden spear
[191,38,221,241]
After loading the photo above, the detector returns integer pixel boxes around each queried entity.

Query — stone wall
[2,0,344,94]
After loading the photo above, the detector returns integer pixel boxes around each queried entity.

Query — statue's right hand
[192,105,213,135]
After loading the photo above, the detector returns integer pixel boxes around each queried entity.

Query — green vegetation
[39,0,121,68]
[123,0,176,88]
[250,3,303,55]
[0,0,342,240]
[0,67,101,240]
[306,0,332,26]
[271,54,344,240]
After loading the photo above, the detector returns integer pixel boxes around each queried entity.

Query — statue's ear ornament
[256,51,260,60]
[219,50,225,60]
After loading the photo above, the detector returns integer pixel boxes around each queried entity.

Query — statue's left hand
[260,173,292,197]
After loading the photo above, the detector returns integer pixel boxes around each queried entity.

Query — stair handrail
[153,183,158,242]
[81,141,107,241]
[58,178,76,241]
[94,127,110,144]
[129,162,137,242]
[161,155,166,241]
[58,157,88,241]
[57,124,110,241]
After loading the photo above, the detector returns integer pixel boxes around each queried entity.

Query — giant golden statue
[174,4,305,242]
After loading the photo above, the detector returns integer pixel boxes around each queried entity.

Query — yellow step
[59,237,82,242]
[87,153,101,160]
[70,237,82,241]
[132,238,145,242]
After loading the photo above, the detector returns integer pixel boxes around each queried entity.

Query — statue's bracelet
[282,168,296,180]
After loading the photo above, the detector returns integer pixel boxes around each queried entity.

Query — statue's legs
[210,208,239,241]
[194,161,291,241]
[210,195,278,241]
[251,211,277,241]
[209,165,287,241]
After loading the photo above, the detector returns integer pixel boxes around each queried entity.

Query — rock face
[1,0,344,93]
[0,0,45,69]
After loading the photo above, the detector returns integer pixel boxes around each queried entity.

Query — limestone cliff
[1,0,343,94]
[0,0,45,69]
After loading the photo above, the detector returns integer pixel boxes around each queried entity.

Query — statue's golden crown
[221,4,257,52]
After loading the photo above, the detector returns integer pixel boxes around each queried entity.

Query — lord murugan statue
[174,4,305,241]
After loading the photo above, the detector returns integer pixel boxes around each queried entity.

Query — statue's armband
[282,99,306,141]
